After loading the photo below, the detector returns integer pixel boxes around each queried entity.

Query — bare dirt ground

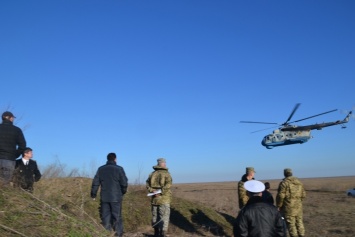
[171,176,355,237]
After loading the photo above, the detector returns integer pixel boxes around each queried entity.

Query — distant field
[173,176,355,237]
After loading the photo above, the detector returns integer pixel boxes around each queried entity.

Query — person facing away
[233,180,285,237]
[262,182,274,205]
[0,111,26,184]
[91,152,128,237]
[238,167,255,209]
[276,168,306,237]
[12,147,41,192]
[146,158,173,237]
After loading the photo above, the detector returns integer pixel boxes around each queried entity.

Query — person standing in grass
[262,182,274,205]
[234,180,285,237]
[0,111,26,184]
[276,168,306,237]
[146,158,173,237]
[238,167,256,209]
[91,152,128,237]
[12,147,41,192]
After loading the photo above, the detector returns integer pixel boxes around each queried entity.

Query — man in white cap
[234,180,285,237]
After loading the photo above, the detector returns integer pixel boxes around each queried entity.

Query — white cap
[244,180,265,193]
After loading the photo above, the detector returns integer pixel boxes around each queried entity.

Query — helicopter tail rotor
[339,105,355,120]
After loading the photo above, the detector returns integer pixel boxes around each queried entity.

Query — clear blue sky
[1,1,354,183]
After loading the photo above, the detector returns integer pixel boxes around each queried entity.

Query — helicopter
[240,103,353,149]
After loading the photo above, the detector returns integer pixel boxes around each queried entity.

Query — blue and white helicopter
[240,103,353,149]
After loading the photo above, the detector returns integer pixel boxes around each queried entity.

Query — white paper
[147,189,162,196]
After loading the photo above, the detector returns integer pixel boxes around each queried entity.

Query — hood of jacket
[284,176,302,185]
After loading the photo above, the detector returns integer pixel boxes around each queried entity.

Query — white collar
[22,158,29,164]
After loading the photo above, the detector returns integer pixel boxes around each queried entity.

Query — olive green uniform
[276,176,306,237]
[238,174,251,209]
[146,165,172,235]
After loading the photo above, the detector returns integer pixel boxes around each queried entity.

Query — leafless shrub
[41,157,67,178]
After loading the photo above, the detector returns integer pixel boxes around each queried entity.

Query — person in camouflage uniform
[238,167,256,209]
[276,168,306,237]
[146,158,172,237]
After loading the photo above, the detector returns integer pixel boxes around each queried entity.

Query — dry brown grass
[173,176,355,237]
[1,176,354,237]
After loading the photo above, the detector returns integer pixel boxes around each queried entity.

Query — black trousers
[101,201,123,236]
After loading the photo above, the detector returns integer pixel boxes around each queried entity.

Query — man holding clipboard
[146,158,173,237]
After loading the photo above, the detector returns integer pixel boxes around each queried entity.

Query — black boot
[154,227,159,237]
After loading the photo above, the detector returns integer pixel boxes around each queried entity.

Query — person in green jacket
[276,168,306,237]
[146,158,172,237]
[238,167,256,209]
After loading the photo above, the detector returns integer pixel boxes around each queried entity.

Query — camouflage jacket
[237,174,250,209]
[276,176,306,216]
[146,165,172,205]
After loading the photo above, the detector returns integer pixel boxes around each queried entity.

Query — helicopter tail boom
[282,111,352,131]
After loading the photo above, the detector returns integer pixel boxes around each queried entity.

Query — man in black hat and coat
[0,111,26,184]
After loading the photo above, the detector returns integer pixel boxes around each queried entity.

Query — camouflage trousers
[285,214,305,237]
[152,203,170,231]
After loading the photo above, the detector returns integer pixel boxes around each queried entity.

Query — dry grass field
[173,176,355,237]
[1,176,354,237]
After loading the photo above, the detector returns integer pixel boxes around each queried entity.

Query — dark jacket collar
[106,160,116,165]
[246,196,263,206]
[2,120,13,125]
[153,165,168,171]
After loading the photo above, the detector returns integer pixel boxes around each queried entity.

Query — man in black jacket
[262,182,274,205]
[234,180,285,237]
[91,153,128,237]
[0,111,26,184]
[13,147,41,192]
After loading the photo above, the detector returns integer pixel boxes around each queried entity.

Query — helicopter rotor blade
[291,109,337,123]
[240,121,278,125]
[251,125,279,133]
[283,103,301,125]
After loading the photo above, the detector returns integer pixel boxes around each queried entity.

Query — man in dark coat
[91,153,128,237]
[0,111,26,184]
[262,182,274,205]
[12,147,41,192]
[234,180,285,237]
